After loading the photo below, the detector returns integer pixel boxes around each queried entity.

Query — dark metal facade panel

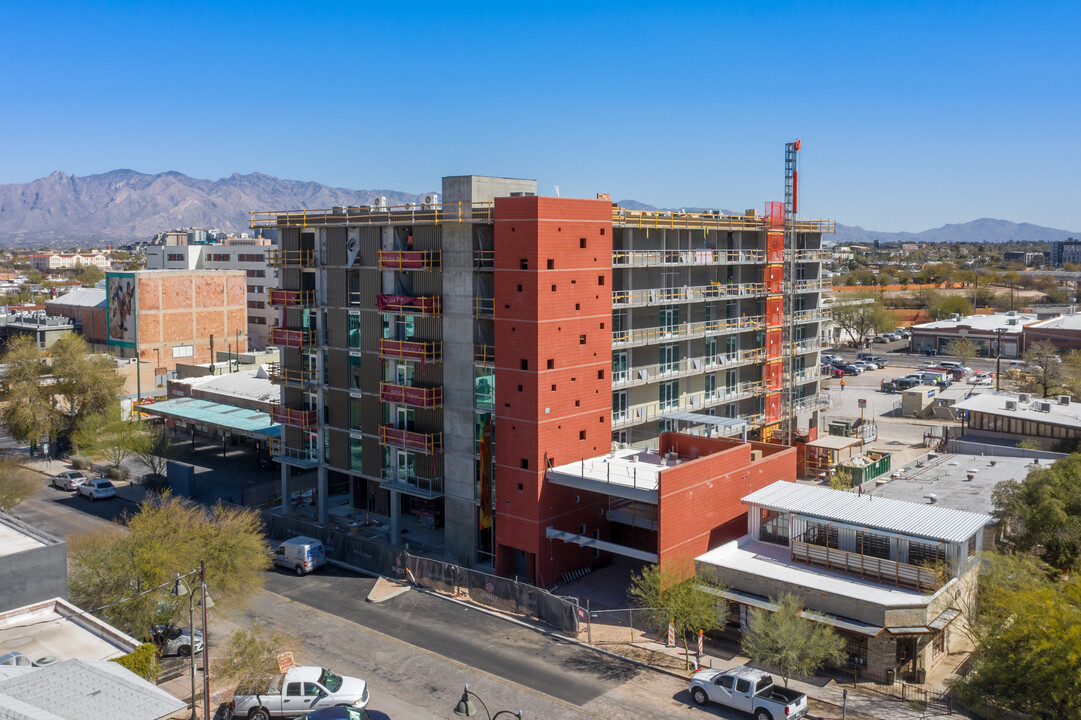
[413,315,443,341]
[327,348,349,389]
[412,271,442,296]
[412,224,441,250]
[357,228,381,267]
[356,269,381,307]
[326,268,348,307]
[361,395,382,435]
[327,388,348,429]
[328,428,350,470]
[326,308,348,349]
[280,227,300,253]
[326,227,348,266]
[363,435,381,477]
[360,351,382,391]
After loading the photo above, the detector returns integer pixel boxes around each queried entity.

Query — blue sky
[1,1,1078,232]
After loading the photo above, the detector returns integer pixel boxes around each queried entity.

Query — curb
[365,577,411,604]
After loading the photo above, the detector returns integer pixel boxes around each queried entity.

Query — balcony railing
[271,406,318,429]
[379,382,443,408]
[379,339,442,363]
[787,249,832,262]
[379,468,443,499]
[380,426,443,455]
[793,278,832,293]
[612,348,766,389]
[612,315,764,349]
[251,202,495,229]
[794,308,830,324]
[474,297,494,318]
[611,249,765,267]
[794,393,832,413]
[376,294,442,316]
[269,437,320,468]
[793,338,821,354]
[474,344,495,365]
[793,367,820,385]
[791,532,941,593]
[612,282,764,308]
[270,328,317,349]
[266,249,315,269]
[473,249,494,270]
[612,208,835,234]
[267,363,315,387]
[612,380,764,430]
[268,289,317,308]
[378,249,442,271]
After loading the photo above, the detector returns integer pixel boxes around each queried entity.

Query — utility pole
[995,328,1006,391]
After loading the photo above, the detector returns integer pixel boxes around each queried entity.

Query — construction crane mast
[782,140,800,444]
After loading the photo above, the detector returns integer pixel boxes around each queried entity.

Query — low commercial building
[0,514,67,613]
[167,365,279,413]
[953,390,1081,451]
[46,287,108,343]
[29,252,111,271]
[1023,312,1081,353]
[0,311,75,350]
[909,311,1036,358]
[697,481,990,684]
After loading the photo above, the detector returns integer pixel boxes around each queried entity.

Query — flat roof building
[254,173,833,583]
[954,390,1081,451]
[909,311,1037,358]
[0,514,67,613]
[697,480,990,684]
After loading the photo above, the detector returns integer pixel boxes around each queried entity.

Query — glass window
[968,534,977,557]
[348,314,361,349]
[705,373,716,400]
[735,679,751,693]
[323,429,330,463]
[660,343,679,373]
[349,396,363,431]
[613,391,628,422]
[859,531,891,560]
[804,522,839,549]
[349,355,362,390]
[717,676,735,690]
[760,509,789,546]
[612,351,628,383]
[349,437,363,472]
[475,367,494,410]
[659,380,678,410]
[908,540,946,567]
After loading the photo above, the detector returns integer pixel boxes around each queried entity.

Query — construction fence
[261,513,580,634]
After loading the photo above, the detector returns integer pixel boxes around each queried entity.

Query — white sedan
[51,471,88,491]
[77,478,116,501]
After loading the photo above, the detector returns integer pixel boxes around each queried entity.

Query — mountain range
[0,170,1075,247]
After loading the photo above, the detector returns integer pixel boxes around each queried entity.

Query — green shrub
[105,465,130,481]
[69,455,91,470]
[142,474,170,494]
[110,642,160,682]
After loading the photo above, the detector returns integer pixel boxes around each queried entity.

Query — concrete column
[389,489,401,545]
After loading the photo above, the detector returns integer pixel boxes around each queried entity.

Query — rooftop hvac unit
[332,206,346,215]
[1007,318,1018,325]
[372,196,388,211]
[950,313,960,321]
[1005,400,1019,411]
[405,202,417,210]
[1007,310,1018,316]
[1059,395,1071,405]
[1019,393,1031,403]
[422,193,439,209]
[1038,402,1052,413]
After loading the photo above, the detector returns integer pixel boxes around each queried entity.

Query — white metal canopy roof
[743,481,991,544]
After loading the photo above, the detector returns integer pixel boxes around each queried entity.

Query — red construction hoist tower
[782,140,800,443]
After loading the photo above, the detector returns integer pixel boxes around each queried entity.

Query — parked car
[859,360,880,370]
[895,327,911,338]
[828,367,845,378]
[850,361,872,372]
[892,377,920,391]
[151,625,203,657]
[51,470,88,491]
[872,335,890,344]
[688,667,807,720]
[273,536,327,576]
[231,666,369,720]
[839,363,863,375]
[820,354,836,364]
[968,372,994,386]
[937,361,971,375]
[857,353,888,367]
[77,478,116,500]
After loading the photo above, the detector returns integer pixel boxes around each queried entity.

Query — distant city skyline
[2,1,1077,233]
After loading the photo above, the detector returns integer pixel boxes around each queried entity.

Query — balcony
[612,249,765,268]
[793,278,832,293]
[379,468,443,499]
[267,363,315,387]
[380,426,443,455]
[612,282,763,308]
[794,308,830,324]
[787,249,831,262]
[250,202,495,229]
[793,338,821,354]
[271,406,318,429]
[379,339,442,363]
[612,380,764,430]
[474,343,495,365]
[791,530,941,593]
[474,297,493,318]
[612,315,764,349]
[379,382,443,408]
[270,328,317,349]
[376,294,441,317]
[378,250,441,271]
[268,289,317,308]
[612,348,766,389]
[269,437,320,469]
[793,367,820,385]
[266,249,315,269]
[794,393,832,413]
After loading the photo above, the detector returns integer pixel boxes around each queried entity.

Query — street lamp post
[171,565,214,720]
[453,685,522,719]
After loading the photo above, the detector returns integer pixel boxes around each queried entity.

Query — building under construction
[253,152,834,584]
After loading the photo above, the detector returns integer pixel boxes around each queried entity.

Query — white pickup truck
[230,666,369,720]
[688,666,807,720]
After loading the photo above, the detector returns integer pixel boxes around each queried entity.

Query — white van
[273,536,326,576]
